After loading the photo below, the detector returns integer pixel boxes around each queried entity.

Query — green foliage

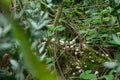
[70,70,97,80]
[0,0,56,80]
[80,70,97,80]
[102,70,114,80]
[1,0,120,80]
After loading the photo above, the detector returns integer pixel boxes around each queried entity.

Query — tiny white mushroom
[95,71,99,74]
[91,60,95,62]
[76,48,79,51]
[60,39,65,45]
[89,56,92,58]
[84,65,87,68]
[70,45,74,48]
[72,72,75,75]
[75,52,78,55]
[102,54,105,56]
[66,45,69,48]
[66,41,69,44]
[105,54,109,57]
[76,66,81,69]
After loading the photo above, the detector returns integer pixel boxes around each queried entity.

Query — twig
[52,1,66,80]
[53,0,65,26]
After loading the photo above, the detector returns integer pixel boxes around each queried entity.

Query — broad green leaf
[38,19,51,30]
[103,71,114,80]
[109,16,116,25]
[0,43,13,50]
[104,75,114,80]
[56,25,65,31]
[28,18,38,29]
[40,52,47,61]
[104,62,118,68]
[112,34,120,44]
[108,34,120,46]
[14,9,24,19]
[117,66,120,73]
[80,70,97,79]
[47,0,52,3]
[47,25,56,31]
[38,42,46,53]
[115,51,120,61]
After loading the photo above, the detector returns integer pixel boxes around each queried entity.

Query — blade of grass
[0,1,56,80]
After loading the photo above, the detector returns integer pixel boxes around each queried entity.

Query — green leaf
[0,43,13,50]
[56,25,65,31]
[0,1,56,80]
[104,62,118,69]
[47,0,52,3]
[112,34,120,44]
[38,19,51,30]
[104,75,114,80]
[115,51,120,61]
[108,34,120,46]
[41,3,46,10]
[40,52,47,61]
[80,70,97,79]
[103,71,114,80]
[14,9,24,19]
[28,18,38,29]
[109,16,116,25]
[47,25,56,31]
[117,66,120,73]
